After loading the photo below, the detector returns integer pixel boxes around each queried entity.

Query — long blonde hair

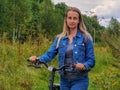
[57,7,91,48]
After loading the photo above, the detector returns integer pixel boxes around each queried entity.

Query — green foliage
[0,36,120,90]
[83,15,105,32]
[55,2,68,18]
[0,0,7,36]
[83,15,105,43]
[0,1,120,90]
[94,27,120,89]
[107,17,120,36]
[100,29,120,71]
[0,0,107,43]
[0,35,51,90]
[0,0,32,42]
[89,45,120,90]
[90,68,120,90]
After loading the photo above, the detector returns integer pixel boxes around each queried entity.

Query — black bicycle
[27,59,69,90]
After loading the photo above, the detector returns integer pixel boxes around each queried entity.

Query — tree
[108,17,120,36]
[0,0,8,37]
[55,2,67,18]
[2,0,32,43]
[26,0,43,41]
[83,15,105,43]
[39,1,67,40]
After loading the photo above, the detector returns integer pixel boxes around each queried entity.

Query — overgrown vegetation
[0,34,120,90]
[0,0,120,90]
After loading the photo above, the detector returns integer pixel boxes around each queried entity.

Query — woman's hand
[28,56,38,63]
[74,63,86,70]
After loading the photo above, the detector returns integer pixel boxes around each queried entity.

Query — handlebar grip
[34,61,41,68]
[27,58,41,68]
[27,59,30,62]
[27,58,48,68]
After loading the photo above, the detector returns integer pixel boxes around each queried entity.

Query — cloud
[90,0,118,18]
[52,0,120,27]
[52,0,120,18]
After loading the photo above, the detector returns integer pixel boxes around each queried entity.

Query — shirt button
[75,52,78,54]
[74,44,76,46]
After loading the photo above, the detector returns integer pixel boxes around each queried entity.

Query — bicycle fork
[49,68,55,90]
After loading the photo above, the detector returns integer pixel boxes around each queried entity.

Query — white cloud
[52,0,120,18]
[52,0,120,27]
[90,0,118,18]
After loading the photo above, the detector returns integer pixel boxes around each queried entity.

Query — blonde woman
[29,7,95,90]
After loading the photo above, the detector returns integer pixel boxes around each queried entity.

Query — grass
[89,45,120,90]
[0,40,120,90]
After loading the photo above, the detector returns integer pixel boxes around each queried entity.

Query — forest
[0,0,120,90]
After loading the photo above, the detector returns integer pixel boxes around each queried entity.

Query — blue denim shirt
[38,31,95,72]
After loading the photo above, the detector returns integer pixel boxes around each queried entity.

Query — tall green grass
[89,45,120,90]
[0,39,120,90]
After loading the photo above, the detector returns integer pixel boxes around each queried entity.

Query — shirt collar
[62,30,82,39]
[76,30,82,38]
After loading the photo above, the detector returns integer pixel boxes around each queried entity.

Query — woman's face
[66,10,79,30]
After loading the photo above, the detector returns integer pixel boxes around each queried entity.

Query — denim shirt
[38,31,95,73]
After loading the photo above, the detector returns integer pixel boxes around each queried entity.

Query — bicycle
[27,59,69,90]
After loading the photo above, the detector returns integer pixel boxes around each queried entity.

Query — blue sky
[52,0,120,27]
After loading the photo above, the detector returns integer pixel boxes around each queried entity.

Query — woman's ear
[64,17,67,24]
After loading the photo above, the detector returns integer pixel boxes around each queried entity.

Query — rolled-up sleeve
[83,37,95,70]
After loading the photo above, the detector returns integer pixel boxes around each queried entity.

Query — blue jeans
[60,76,89,90]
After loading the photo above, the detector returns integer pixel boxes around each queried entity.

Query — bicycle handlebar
[27,59,48,68]
[27,59,69,72]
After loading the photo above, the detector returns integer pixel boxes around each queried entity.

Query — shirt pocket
[77,42,85,51]
[75,42,85,59]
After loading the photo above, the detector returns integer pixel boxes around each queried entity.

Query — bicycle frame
[27,59,69,90]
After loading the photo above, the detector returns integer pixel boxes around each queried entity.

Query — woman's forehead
[67,11,79,16]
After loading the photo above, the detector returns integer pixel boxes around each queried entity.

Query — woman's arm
[83,36,95,70]
[38,36,58,62]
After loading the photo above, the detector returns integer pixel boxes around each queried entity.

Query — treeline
[0,0,67,43]
[0,0,120,44]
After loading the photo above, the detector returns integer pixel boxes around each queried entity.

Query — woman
[29,7,95,90]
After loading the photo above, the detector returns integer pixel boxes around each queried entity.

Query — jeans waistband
[61,72,87,80]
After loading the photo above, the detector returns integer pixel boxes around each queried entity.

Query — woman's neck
[69,29,77,36]
[68,29,77,44]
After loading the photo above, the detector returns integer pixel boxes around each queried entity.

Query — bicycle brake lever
[34,61,41,68]
[27,59,41,68]
[48,66,53,71]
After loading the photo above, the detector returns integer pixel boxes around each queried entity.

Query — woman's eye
[68,17,72,19]
[73,17,77,20]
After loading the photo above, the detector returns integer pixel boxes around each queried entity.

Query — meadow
[0,38,120,90]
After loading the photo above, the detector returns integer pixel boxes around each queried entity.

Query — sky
[52,0,120,27]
